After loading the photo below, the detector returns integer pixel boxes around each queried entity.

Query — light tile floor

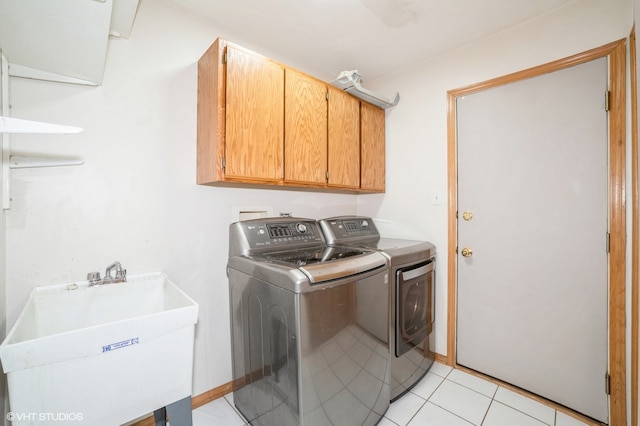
[191,362,592,426]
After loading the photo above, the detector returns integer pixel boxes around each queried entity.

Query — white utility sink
[0,271,199,426]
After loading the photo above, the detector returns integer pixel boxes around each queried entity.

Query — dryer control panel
[320,216,380,244]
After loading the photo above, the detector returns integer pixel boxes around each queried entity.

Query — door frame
[446,39,627,425]
[629,26,638,426]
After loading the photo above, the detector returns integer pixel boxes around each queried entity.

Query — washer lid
[263,246,368,265]
[258,246,387,283]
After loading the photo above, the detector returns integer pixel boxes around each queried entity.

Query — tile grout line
[478,382,500,425]
[407,369,478,426]
[488,399,555,426]
[223,394,249,425]
[382,366,450,424]
[405,397,429,426]
[480,399,496,426]
[440,373,555,426]
[420,367,554,426]
[428,379,492,426]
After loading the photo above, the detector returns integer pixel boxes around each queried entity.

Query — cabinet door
[225,45,284,182]
[327,87,360,188]
[284,70,328,185]
[360,102,385,192]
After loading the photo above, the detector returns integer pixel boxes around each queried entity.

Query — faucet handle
[115,268,126,280]
[87,271,101,283]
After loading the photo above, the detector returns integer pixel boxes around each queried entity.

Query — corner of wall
[0,47,8,426]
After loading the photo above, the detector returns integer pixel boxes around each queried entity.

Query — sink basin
[0,271,199,425]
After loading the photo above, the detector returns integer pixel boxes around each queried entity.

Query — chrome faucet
[88,261,127,286]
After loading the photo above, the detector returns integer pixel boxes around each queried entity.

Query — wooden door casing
[446,39,627,426]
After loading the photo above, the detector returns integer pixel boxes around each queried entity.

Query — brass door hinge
[221,157,226,170]
[325,170,329,181]
[605,372,611,395]
[222,50,227,64]
[604,91,610,111]
[606,232,610,253]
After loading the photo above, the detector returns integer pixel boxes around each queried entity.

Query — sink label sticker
[102,337,140,353]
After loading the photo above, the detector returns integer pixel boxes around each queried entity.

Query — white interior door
[456,58,609,423]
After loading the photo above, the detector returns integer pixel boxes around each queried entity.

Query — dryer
[320,216,436,401]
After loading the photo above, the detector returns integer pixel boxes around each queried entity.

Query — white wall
[359,0,633,357]
[4,0,359,397]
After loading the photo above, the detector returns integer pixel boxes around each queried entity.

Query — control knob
[295,223,307,234]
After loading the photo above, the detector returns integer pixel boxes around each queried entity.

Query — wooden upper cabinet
[284,69,328,185]
[197,38,385,193]
[196,39,225,185]
[328,86,360,189]
[197,39,284,184]
[360,102,385,192]
[224,45,284,182]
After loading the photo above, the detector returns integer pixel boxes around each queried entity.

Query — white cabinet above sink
[0,0,139,86]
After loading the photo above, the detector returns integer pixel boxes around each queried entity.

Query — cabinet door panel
[285,70,327,184]
[360,102,385,192]
[225,46,284,182]
[328,87,360,188]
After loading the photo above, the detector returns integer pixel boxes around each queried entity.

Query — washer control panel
[233,218,324,252]
[266,222,312,239]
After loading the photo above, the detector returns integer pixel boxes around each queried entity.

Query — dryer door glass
[396,260,435,356]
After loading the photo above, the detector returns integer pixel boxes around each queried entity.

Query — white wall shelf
[1,53,84,210]
[0,116,83,134]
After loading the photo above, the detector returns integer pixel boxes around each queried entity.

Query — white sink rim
[0,271,199,373]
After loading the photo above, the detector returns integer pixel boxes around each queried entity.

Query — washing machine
[320,216,436,401]
[227,217,391,425]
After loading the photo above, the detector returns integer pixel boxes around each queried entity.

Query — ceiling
[170,0,577,81]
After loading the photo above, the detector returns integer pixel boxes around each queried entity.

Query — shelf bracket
[1,52,84,210]
[9,155,84,169]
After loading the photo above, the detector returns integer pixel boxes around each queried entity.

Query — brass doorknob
[461,247,473,257]
[462,211,473,221]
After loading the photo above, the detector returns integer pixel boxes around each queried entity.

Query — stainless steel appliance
[320,216,436,401]
[227,217,391,426]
